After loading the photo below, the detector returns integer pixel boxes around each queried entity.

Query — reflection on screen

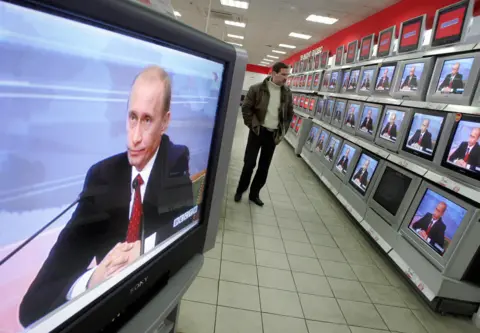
[347,70,360,90]
[373,167,412,216]
[446,119,480,174]
[359,105,380,135]
[434,6,467,40]
[344,103,361,128]
[378,31,393,54]
[405,112,445,157]
[349,153,379,195]
[360,37,372,57]
[408,189,467,255]
[333,101,346,124]
[379,109,406,143]
[375,65,396,91]
[400,20,421,48]
[359,69,374,91]
[436,57,474,95]
[399,63,425,92]
[336,144,356,174]
[324,137,341,162]
[314,130,330,153]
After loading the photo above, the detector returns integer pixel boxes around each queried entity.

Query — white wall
[242,71,268,92]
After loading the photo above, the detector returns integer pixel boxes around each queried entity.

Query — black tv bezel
[377,26,395,58]
[431,0,470,48]
[374,61,398,93]
[335,45,344,66]
[6,0,237,332]
[441,113,480,183]
[402,108,448,162]
[346,40,358,64]
[348,151,381,197]
[359,34,374,61]
[398,15,425,54]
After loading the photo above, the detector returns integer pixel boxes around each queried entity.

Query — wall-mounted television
[377,26,396,58]
[368,162,422,229]
[430,0,473,48]
[313,129,331,156]
[348,152,382,198]
[426,52,480,106]
[322,97,336,124]
[373,62,398,96]
[332,99,348,129]
[328,70,343,92]
[357,65,378,96]
[375,106,413,153]
[305,125,320,150]
[397,14,426,54]
[391,57,435,101]
[345,67,361,93]
[322,135,343,170]
[321,50,330,69]
[315,97,325,120]
[342,100,363,135]
[355,103,383,142]
[332,141,362,183]
[321,71,331,92]
[346,40,359,64]
[335,45,344,66]
[312,71,323,91]
[359,34,375,61]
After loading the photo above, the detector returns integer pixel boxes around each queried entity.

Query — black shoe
[249,196,264,207]
[234,193,242,202]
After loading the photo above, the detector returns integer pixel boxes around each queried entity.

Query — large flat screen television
[426,52,480,106]
[375,106,413,153]
[377,26,396,58]
[313,129,331,156]
[397,15,426,54]
[373,62,398,96]
[322,135,343,170]
[359,34,374,61]
[355,103,383,142]
[348,152,382,198]
[332,141,362,183]
[346,40,358,64]
[314,53,321,70]
[357,65,378,96]
[391,57,435,101]
[335,45,344,66]
[332,99,348,129]
[345,67,361,93]
[342,100,363,135]
[306,73,314,90]
[430,0,473,48]
[0,0,242,332]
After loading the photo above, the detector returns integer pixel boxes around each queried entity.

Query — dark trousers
[237,127,276,198]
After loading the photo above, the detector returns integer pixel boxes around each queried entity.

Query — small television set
[397,14,426,54]
[375,106,413,152]
[314,53,321,70]
[312,71,323,91]
[321,71,331,92]
[320,50,330,69]
[391,57,435,101]
[400,182,478,270]
[315,97,325,120]
[322,134,343,169]
[313,129,331,156]
[373,62,398,96]
[322,97,336,124]
[401,109,455,164]
[305,125,320,150]
[430,0,473,48]
[438,114,480,187]
[299,95,306,109]
[426,52,480,106]
[346,40,358,64]
[328,70,343,92]
[332,98,347,129]
[342,100,363,135]
[341,69,351,93]
[307,74,314,90]
[355,103,383,142]
[295,117,304,136]
[293,62,298,73]
[290,114,299,130]
[332,141,362,183]
[348,152,382,197]
[357,65,378,96]
[303,96,310,110]
[310,55,316,71]
[359,34,375,61]
[308,97,318,116]
[286,76,292,87]
[368,163,422,229]
[335,45,344,66]
[377,26,396,58]
[293,94,299,107]
[345,67,361,93]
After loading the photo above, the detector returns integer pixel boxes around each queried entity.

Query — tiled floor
[178,114,479,333]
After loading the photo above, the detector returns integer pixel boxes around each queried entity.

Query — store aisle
[177,114,478,333]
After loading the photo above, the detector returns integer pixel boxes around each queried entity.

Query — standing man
[235,62,293,206]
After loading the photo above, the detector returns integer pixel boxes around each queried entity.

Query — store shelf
[367,96,403,105]
[291,89,316,94]
[443,104,480,115]
[400,100,447,111]
[387,154,428,177]
[293,109,311,118]
[360,220,392,253]
[423,43,477,57]
[424,170,480,206]
[336,193,363,222]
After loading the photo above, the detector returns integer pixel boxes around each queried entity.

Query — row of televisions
[292,0,473,73]
[291,119,480,277]
[288,51,480,106]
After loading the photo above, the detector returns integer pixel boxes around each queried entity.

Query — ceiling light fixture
[272,50,287,54]
[220,0,249,9]
[227,42,243,47]
[279,43,296,49]
[174,11,181,17]
[267,55,279,59]
[306,14,338,25]
[289,32,312,40]
[225,20,246,28]
[262,58,274,62]
[227,34,244,40]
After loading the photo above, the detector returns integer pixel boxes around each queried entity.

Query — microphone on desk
[132,178,145,256]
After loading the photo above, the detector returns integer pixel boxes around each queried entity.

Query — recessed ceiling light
[267,55,279,59]
[227,42,243,47]
[225,20,246,28]
[272,50,287,54]
[289,32,312,40]
[262,58,274,62]
[279,44,296,49]
[227,34,244,40]
[174,11,181,17]
[306,14,338,24]
[220,0,249,9]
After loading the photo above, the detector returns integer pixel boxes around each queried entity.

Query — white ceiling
[171,0,399,65]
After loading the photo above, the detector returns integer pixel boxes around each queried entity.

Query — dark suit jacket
[376,76,390,89]
[448,142,480,171]
[316,140,324,152]
[337,156,349,172]
[325,147,335,160]
[361,79,370,89]
[19,135,194,327]
[408,130,433,151]
[381,123,397,139]
[334,110,343,122]
[345,114,356,127]
[360,117,373,133]
[412,213,446,250]
[353,168,369,187]
[401,75,418,89]
[439,73,464,93]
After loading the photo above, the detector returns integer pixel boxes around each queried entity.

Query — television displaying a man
[350,153,379,194]
[348,70,360,90]
[406,113,445,156]
[336,144,356,174]
[315,131,329,153]
[447,123,480,172]
[342,71,350,89]
[324,137,340,162]
[329,72,339,89]
[333,101,346,124]
[344,104,360,128]
[400,63,424,91]
[380,109,406,142]
[359,106,380,135]
[360,70,373,91]
[375,65,395,91]
[306,126,319,147]
[437,58,474,95]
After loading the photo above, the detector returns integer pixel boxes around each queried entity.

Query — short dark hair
[272,62,289,73]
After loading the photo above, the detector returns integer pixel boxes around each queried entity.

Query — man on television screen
[448,127,480,171]
[438,62,464,94]
[20,66,195,327]
[360,109,374,133]
[353,158,370,188]
[306,131,315,145]
[337,148,350,172]
[348,75,358,89]
[343,75,350,89]
[345,107,356,127]
[408,119,433,152]
[401,66,418,90]
[325,144,335,161]
[360,73,371,90]
[334,106,343,122]
[411,202,447,250]
[381,112,397,140]
[316,135,326,152]
[376,68,390,90]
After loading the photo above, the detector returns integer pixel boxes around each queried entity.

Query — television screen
[325,99,335,118]
[295,118,303,134]
[314,72,321,87]
[399,17,423,51]
[379,108,407,143]
[335,46,344,66]
[321,51,329,68]
[307,74,313,88]
[333,100,347,125]
[335,143,357,174]
[358,104,381,136]
[314,54,321,69]
[0,1,224,331]
[291,114,299,128]
[443,115,480,180]
[360,36,373,59]
[304,97,310,109]
[346,42,357,63]
[344,102,362,128]
[399,62,425,91]
[342,71,351,90]
[329,71,339,89]
[404,110,446,160]
[315,98,325,118]
[300,95,306,107]
[314,130,330,154]
[359,68,375,92]
[349,153,380,195]
[322,73,331,89]
[324,137,341,162]
[375,64,396,92]
[378,29,393,56]
[435,57,474,95]
[433,1,469,46]
[309,98,317,111]
[373,167,413,216]
[408,189,467,255]
[293,95,298,106]
[306,126,319,147]
[347,69,361,91]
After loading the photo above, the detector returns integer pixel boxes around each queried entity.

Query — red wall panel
[246,64,270,74]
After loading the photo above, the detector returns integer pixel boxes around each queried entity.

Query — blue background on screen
[375,65,396,88]
[379,109,406,141]
[330,72,339,85]
[352,154,379,185]
[447,120,480,164]
[326,137,341,155]
[342,72,350,86]
[360,69,374,88]
[349,70,360,86]
[437,58,475,90]
[407,113,445,147]
[327,100,335,114]
[345,103,361,126]
[401,63,425,83]
[315,130,330,151]
[360,106,380,129]
[337,144,356,167]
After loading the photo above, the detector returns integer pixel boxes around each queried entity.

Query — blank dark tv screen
[373,167,412,216]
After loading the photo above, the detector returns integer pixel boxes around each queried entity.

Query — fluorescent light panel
[227,34,244,40]
[220,0,249,9]
[306,14,338,24]
[227,42,243,47]
[174,11,181,17]
[279,43,296,49]
[267,55,279,59]
[272,50,286,54]
[225,20,246,28]
[262,58,274,62]
[289,32,312,40]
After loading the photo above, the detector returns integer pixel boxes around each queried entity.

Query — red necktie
[387,124,392,135]
[464,148,471,163]
[139,0,151,4]
[449,77,453,89]
[417,134,423,145]
[407,77,411,86]
[426,220,434,235]
[126,174,144,243]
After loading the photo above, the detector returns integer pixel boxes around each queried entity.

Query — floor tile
[222,244,256,265]
[225,207,251,222]
[251,205,275,217]
[288,255,324,275]
[363,283,407,307]
[204,245,221,260]
[320,260,358,280]
[259,287,303,318]
[252,213,278,226]
[280,228,309,243]
[314,245,347,262]
[277,218,304,230]
[342,249,375,266]
[258,266,296,291]
[306,321,351,333]
[253,224,281,239]
[293,272,333,297]
[376,305,427,333]
[299,293,346,324]
[302,221,329,234]
[224,219,253,234]
[284,240,316,258]
[177,300,216,333]
[220,260,258,285]
[262,313,308,333]
[255,249,290,270]
[198,258,220,280]
[328,277,370,302]
[223,230,254,248]
[338,299,388,330]
[296,209,321,222]
[334,236,365,251]
[215,306,262,333]
[349,327,390,333]
[308,233,338,247]
[350,264,390,285]
[218,280,260,311]
[254,235,286,253]
[183,277,218,305]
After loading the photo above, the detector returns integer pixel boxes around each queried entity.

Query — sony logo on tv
[130,276,149,294]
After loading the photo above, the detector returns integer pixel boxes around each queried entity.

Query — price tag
[426,102,446,111]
